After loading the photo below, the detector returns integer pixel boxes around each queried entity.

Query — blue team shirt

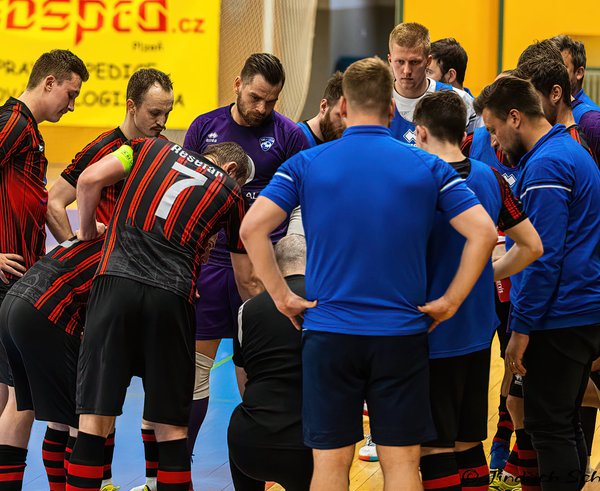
[297,121,319,148]
[508,124,600,334]
[575,89,600,112]
[427,159,502,358]
[184,105,308,267]
[470,127,520,190]
[261,125,480,336]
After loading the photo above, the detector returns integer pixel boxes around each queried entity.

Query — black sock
[0,444,27,491]
[42,427,69,491]
[420,452,461,490]
[102,431,115,481]
[157,439,191,490]
[455,444,489,490]
[66,432,106,490]
[142,429,158,479]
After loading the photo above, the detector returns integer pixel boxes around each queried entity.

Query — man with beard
[288,72,345,236]
[183,53,308,461]
[476,76,600,491]
[297,72,344,147]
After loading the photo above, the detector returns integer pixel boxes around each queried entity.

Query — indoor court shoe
[101,484,121,491]
[358,435,378,462]
[489,471,521,491]
[130,483,155,491]
[489,440,510,471]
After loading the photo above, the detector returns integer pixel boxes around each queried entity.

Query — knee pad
[194,353,214,399]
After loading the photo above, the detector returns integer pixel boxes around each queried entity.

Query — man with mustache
[183,53,307,462]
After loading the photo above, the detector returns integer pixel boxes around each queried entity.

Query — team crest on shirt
[503,173,516,187]
[403,129,416,144]
[259,137,275,151]
[205,132,218,143]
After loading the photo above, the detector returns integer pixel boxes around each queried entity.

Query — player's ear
[446,68,457,85]
[339,96,348,119]
[576,66,585,83]
[44,75,56,92]
[319,98,328,115]
[551,84,562,105]
[388,98,395,126]
[415,124,427,144]
[508,108,521,128]
[222,161,239,180]
[126,99,136,114]
[233,76,242,95]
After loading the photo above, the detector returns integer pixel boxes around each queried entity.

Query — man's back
[510,124,600,331]
[233,275,306,448]
[98,138,246,302]
[262,125,478,335]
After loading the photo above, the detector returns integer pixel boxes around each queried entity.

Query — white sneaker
[358,435,378,462]
[130,478,157,491]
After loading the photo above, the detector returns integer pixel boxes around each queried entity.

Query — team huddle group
[0,19,599,491]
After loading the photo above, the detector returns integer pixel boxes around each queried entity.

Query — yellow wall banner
[0,0,220,129]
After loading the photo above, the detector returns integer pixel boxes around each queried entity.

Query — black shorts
[495,296,511,359]
[0,280,17,386]
[423,348,491,448]
[77,275,196,426]
[509,374,524,398]
[302,330,435,449]
[0,295,80,427]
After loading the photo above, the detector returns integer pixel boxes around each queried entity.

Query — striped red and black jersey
[461,132,508,165]
[0,97,48,278]
[567,123,598,166]
[491,168,527,231]
[97,138,247,302]
[7,236,104,337]
[61,127,127,224]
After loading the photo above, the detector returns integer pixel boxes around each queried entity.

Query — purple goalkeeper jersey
[184,104,308,267]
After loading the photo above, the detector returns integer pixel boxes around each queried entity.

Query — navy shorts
[302,330,435,449]
[423,348,491,448]
[195,264,242,341]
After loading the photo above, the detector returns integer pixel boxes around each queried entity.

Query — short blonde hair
[342,57,393,118]
[389,22,430,56]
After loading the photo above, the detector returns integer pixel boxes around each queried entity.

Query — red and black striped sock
[42,427,69,491]
[157,439,191,490]
[102,431,115,482]
[503,442,520,477]
[0,444,27,490]
[493,395,514,444]
[142,429,158,479]
[455,443,489,490]
[64,436,76,477]
[420,452,461,490]
[66,432,105,491]
[516,429,540,491]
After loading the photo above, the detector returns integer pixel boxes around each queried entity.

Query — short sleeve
[430,156,480,219]
[259,153,305,214]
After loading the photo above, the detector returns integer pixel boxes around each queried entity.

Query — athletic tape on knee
[194,353,214,399]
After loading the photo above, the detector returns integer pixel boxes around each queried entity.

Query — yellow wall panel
[502,0,600,70]
[403,0,500,95]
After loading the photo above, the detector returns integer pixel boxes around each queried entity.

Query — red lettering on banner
[41,0,69,31]
[75,0,104,44]
[7,0,35,29]
[138,0,166,32]
[113,0,132,32]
